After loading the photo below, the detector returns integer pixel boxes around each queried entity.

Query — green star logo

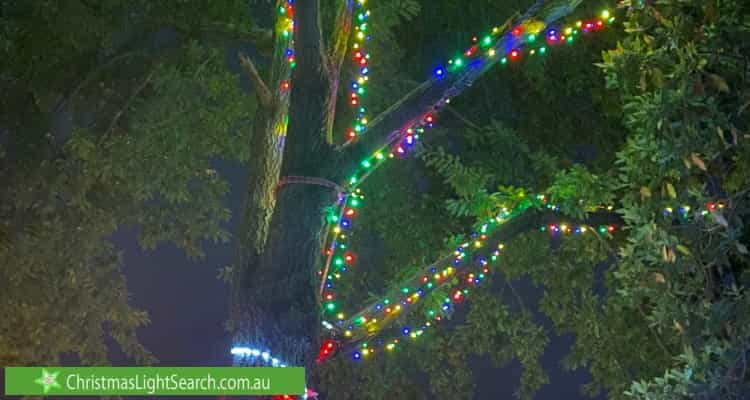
[34,369,61,394]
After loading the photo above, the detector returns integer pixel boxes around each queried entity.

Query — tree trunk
[231,0,294,336]
[231,0,337,385]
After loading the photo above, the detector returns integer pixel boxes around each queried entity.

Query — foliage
[0,1,254,365]
[596,0,750,398]
[548,165,616,219]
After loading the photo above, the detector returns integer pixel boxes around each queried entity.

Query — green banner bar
[4,367,305,396]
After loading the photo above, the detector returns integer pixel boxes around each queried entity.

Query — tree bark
[230,0,293,357]
[231,0,338,380]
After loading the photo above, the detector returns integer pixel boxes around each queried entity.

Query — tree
[227,0,589,383]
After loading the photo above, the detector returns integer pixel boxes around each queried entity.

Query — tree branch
[329,0,354,73]
[323,0,355,143]
[239,53,273,108]
[56,50,149,113]
[445,106,482,130]
[335,0,581,181]
[333,207,624,357]
[102,70,155,139]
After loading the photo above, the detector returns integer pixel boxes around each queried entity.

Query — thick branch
[329,0,354,73]
[232,0,335,379]
[336,0,583,181]
[331,207,623,358]
[323,0,355,143]
[239,53,273,107]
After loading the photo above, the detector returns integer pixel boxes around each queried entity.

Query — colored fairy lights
[345,0,374,141]
[279,1,296,70]
[337,193,622,361]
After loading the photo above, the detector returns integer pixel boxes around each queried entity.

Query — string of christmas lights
[332,195,619,361]
[345,0,374,141]
[326,196,728,362]
[279,0,296,74]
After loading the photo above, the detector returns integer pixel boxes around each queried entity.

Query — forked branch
[239,53,273,107]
